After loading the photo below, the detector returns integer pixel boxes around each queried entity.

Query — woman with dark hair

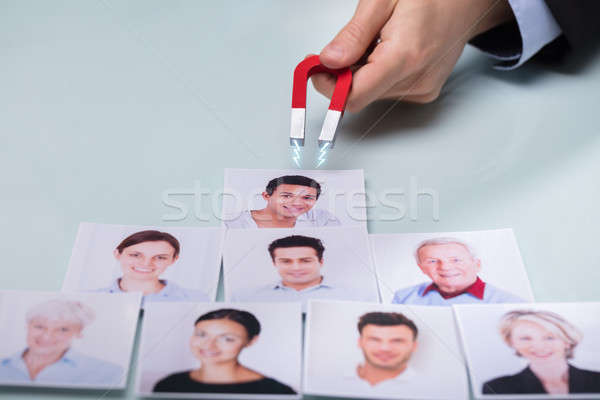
[153,308,296,394]
[97,230,209,303]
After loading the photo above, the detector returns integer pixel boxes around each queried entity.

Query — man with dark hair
[225,175,340,229]
[231,235,359,309]
[346,311,419,389]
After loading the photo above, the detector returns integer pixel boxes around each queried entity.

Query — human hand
[312,0,514,112]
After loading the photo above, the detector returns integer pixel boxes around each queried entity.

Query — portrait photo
[136,301,301,399]
[304,300,468,399]
[223,226,380,311]
[221,168,366,229]
[370,229,534,305]
[61,223,223,307]
[0,290,140,389]
[455,302,600,399]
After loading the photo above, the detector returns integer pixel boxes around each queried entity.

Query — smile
[530,351,554,358]
[198,350,221,357]
[439,272,461,278]
[283,206,306,212]
[373,353,397,361]
[132,266,155,273]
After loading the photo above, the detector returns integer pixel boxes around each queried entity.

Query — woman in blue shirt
[0,299,122,387]
[97,230,209,304]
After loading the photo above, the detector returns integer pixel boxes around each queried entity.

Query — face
[26,317,83,356]
[510,320,569,363]
[417,243,481,292]
[358,324,417,370]
[263,184,318,218]
[114,240,178,282]
[272,247,323,286]
[190,319,254,365]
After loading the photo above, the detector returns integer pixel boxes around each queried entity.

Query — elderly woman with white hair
[483,310,600,395]
[0,299,123,386]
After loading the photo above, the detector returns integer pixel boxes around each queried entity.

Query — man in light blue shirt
[0,299,123,387]
[231,235,364,310]
[392,237,525,306]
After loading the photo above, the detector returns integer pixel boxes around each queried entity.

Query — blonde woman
[483,310,600,395]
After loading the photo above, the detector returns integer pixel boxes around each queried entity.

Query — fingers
[320,0,396,69]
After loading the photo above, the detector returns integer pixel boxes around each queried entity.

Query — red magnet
[290,55,352,148]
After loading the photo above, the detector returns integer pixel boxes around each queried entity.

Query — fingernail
[323,44,345,60]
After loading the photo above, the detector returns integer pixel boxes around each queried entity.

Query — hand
[312,0,514,112]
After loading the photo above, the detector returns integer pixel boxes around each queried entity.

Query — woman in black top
[482,310,600,395]
[153,308,296,395]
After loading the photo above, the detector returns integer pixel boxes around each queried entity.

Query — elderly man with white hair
[0,298,123,386]
[392,238,525,305]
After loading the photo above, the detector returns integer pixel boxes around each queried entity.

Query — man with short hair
[231,235,355,308]
[225,175,341,228]
[392,238,524,305]
[341,312,419,389]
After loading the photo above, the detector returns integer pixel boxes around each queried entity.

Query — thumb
[320,0,396,69]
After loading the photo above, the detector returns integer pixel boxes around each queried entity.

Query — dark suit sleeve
[470,1,600,67]
[544,1,600,49]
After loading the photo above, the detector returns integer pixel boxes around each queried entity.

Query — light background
[304,300,468,399]
[1,0,600,399]
[136,301,302,398]
[223,226,379,304]
[0,291,140,388]
[222,168,367,226]
[370,229,534,303]
[61,223,223,301]
[454,302,600,399]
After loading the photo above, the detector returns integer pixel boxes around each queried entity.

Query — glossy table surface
[1,1,600,399]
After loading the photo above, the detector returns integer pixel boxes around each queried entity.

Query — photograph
[370,229,534,305]
[223,226,380,311]
[0,290,140,389]
[136,301,302,399]
[221,168,366,228]
[455,302,600,399]
[304,300,469,399]
[61,222,223,306]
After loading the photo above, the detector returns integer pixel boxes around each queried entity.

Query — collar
[3,348,79,369]
[422,277,486,299]
[109,278,172,297]
[272,276,332,291]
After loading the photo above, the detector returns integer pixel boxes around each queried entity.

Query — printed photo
[61,223,223,306]
[304,300,468,399]
[0,290,140,389]
[455,303,600,399]
[224,226,380,311]
[222,168,366,228]
[136,302,301,399]
[370,229,534,305]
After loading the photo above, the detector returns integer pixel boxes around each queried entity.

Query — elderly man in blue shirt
[0,299,123,387]
[392,238,524,305]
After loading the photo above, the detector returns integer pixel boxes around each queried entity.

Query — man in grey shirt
[231,235,355,310]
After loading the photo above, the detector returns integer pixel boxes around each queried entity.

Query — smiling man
[392,238,524,305]
[344,312,418,389]
[231,235,355,309]
[225,175,341,228]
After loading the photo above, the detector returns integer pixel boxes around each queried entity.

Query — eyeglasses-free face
[114,240,178,282]
[264,184,319,219]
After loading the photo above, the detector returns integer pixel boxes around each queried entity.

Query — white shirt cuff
[497,0,562,69]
